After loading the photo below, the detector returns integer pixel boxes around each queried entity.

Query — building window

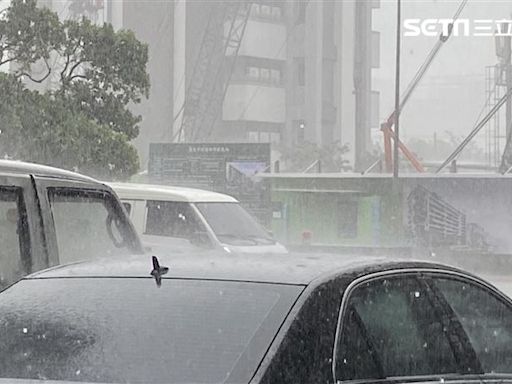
[245,64,282,85]
[251,3,282,21]
[246,66,260,80]
[260,68,271,82]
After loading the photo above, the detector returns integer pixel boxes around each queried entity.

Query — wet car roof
[0,159,96,182]
[28,252,462,286]
[107,182,238,203]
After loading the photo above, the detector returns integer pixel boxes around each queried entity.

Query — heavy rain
[0,0,512,383]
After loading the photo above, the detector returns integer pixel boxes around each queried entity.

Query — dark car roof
[0,159,97,183]
[28,251,465,286]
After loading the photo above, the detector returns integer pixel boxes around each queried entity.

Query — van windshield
[195,203,275,246]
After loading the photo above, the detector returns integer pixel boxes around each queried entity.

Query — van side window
[48,189,133,264]
[145,201,203,239]
[0,188,30,287]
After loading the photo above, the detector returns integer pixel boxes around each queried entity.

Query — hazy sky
[374,0,512,155]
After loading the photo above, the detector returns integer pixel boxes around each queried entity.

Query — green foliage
[0,0,149,179]
[0,74,139,179]
[278,141,351,172]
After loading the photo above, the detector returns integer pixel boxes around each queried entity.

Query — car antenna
[150,256,169,288]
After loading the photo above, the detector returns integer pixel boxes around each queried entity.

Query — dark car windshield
[195,202,275,245]
[0,278,301,384]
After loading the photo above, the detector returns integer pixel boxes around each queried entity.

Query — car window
[434,276,512,374]
[48,189,134,263]
[0,278,301,384]
[0,188,29,288]
[145,201,205,239]
[336,275,459,381]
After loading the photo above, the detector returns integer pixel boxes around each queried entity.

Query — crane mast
[175,1,252,143]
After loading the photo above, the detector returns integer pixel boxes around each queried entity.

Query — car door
[33,176,142,266]
[0,173,46,287]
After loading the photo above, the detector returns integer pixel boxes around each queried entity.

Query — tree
[0,0,149,179]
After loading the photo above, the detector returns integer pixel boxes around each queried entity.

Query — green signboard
[148,143,271,224]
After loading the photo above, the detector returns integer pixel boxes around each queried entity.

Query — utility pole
[393,0,401,178]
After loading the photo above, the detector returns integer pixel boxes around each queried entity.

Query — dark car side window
[433,277,512,374]
[335,275,459,381]
[0,187,30,288]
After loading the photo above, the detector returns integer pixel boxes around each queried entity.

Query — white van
[109,182,287,254]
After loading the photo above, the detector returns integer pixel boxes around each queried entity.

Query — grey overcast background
[376,0,512,146]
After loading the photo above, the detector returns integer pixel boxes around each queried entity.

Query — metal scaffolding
[175,1,252,143]
[484,65,505,169]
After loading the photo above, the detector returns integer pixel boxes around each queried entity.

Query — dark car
[0,159,143,288]
[0,252,511,384]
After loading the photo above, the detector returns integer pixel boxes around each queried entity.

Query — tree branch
[60,41,83,79]
[16,59,52,83]
[67,60,84,79]
[60,52,71,81]
[0,56,17,66]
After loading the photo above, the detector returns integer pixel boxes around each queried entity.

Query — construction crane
[380,0,468,173]
[174,1,252,143]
